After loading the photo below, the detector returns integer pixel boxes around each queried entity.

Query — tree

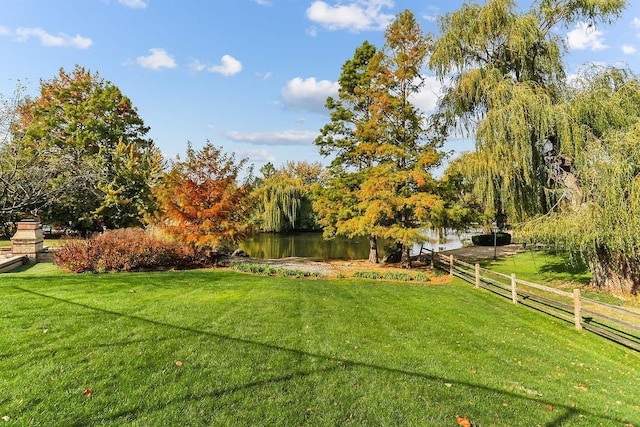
[520,66,640,294]
[94,139,164,229]
[0,82,89,233]
[317,10,446,268]
[315,40,383,263]
[429,0,631,292]
[12,66,159,231]
[152,142,254,256]
[252,161,324,233]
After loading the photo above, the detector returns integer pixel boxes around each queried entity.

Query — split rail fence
[427,250,640,351]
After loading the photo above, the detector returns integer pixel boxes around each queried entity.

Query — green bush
[352,271,383,280]
[353,270,431,282]
[230,262,317,278]
[383,272,412,281]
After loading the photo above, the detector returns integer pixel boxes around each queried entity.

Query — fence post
[449,255,454,276]
[475,264,480,288]
[511,273,518,304]
[573,289,583,331]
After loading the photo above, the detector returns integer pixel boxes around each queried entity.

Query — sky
[2,0,640,172]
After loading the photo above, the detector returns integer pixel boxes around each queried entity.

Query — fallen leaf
[576,385,588,392]
[547,404,553,411]
[128,289,136,293]
[175,361,183,367]
[456,415,471,427]
[83,388,92,397]
[445,383,452,388]
[353,382,359,388]
[2,415,10,422]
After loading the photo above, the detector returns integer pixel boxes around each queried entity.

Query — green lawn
[480,249,592,286]
[1,267,638,426]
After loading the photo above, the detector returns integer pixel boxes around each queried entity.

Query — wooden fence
[428,251,640,351]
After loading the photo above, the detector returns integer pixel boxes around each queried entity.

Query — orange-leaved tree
[152,142,254,257]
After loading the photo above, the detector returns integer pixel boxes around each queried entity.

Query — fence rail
[425,249,640,351]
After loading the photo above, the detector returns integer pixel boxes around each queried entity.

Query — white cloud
[306,0,394,32]
[622,44,637,55]
[567,22,608,51]
[208,55,243,76]
[251,0,273,6]
[410,76,443,112]
[188,59,206,72]
[236,148,276,163]
[225,129,319,146]
[188,55,243,76]
[281,77,339,114]
[3,27,92,49]
[136,48,177,70]
[632,17,640,29]
[118,0,147,8]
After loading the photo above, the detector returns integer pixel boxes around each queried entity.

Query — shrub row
[230,262,321,278]
[53,228,207,273]
[352,270,430,282]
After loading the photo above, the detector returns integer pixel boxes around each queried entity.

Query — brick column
[11,220,44,264]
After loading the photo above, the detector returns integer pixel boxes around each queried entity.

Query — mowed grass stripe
[0,269,638,426]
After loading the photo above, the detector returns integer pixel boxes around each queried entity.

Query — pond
[239,230,473,260]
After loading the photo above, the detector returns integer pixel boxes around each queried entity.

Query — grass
[1,266,638,426]
[480,249,592,286]
[1,235,65,248]
[478,249,640,308]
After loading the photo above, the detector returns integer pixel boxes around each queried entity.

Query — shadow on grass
[536,260,591,285]
[14,286,633,426]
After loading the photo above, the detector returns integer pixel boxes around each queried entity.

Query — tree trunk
[400,243,412,269]
[589,248,640,295]
[368,234,379,264]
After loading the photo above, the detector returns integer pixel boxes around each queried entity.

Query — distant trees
[251,161,324,233]
[11,66,161,231]
[316,10,447,267]
[152,142,254,256]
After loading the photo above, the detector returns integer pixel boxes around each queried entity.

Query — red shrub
[53,228,207,273]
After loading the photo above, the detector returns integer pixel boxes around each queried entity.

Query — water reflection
[239,230,471,260]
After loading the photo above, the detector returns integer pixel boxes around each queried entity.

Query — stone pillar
[11,220,44,264]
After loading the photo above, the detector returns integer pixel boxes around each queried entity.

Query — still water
[239,230,471,260]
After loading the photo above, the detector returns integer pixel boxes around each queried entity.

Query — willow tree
[520,67,640,294]
[253,161,323,232]
[430,0,632,292]
[317,10,445,267]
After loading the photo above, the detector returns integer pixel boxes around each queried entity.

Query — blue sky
[2,0,640,171]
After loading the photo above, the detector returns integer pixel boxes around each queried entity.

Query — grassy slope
[0,268,638,426]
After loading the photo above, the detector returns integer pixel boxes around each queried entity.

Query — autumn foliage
[152,142,254,254]
[53,228,202,273]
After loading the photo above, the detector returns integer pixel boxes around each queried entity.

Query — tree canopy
[152,142,254,255]
[430,0,636,293]
[252,161,324,233]
[11,66,161,231]
[316,10,447,267]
